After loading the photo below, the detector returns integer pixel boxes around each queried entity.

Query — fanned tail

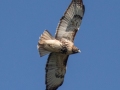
[37,30,54,57]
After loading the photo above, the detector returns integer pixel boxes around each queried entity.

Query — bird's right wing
[45,53,69,90]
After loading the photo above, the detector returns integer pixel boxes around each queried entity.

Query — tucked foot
[61,47,67,54]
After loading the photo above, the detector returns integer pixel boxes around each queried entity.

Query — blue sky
[0,0,120,90]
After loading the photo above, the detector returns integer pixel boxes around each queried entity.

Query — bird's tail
[37,30,54,57]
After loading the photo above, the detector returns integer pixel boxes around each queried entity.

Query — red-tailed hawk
[37,0,85,89]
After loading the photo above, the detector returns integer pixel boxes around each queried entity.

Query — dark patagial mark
[55,73,64,78]
[60,16,65,20]
[74,14,82,20]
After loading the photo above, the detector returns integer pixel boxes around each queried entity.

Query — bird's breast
[43,40,62,52]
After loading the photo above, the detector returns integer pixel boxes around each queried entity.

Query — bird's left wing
[55,0,85,42]
[45,53,69,90]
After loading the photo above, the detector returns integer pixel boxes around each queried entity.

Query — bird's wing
[55,0,85,42]
[45,53,69,90]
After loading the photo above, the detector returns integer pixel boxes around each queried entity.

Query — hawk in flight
[37,0,85,89]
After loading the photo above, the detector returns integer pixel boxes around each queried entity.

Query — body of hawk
[37,0,85,90]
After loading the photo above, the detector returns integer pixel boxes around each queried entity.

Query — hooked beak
[78,49,81,53]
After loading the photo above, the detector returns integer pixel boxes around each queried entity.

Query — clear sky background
[0,0,120,90]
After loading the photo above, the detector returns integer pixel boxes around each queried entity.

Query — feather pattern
[55,0,85,42]
[46,53,68,90]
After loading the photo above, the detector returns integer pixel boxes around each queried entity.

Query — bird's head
[72,46,81,54]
